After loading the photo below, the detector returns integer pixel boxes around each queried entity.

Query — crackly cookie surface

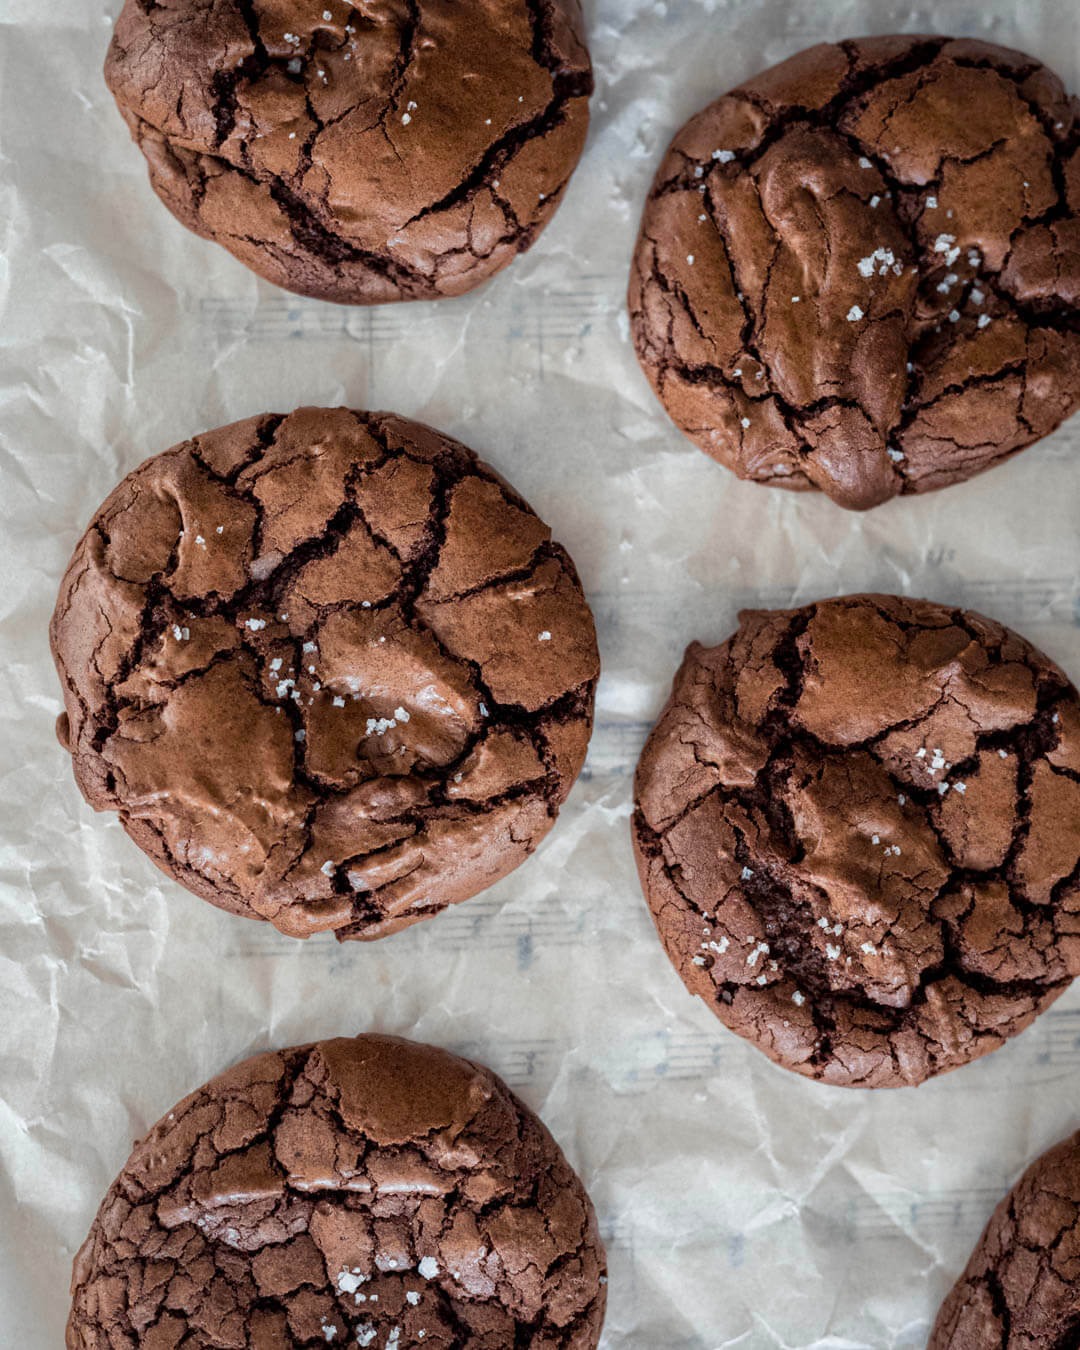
[632,595,1080,1088]
[50,408,599,941]
[629,37,1080,509]
[929,1130,1080,1348]
[66,1035,608,1349]
[104,0,592,304]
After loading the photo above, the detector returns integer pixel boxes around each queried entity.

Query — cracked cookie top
[50,407,599,942]
[629,37,1080,509]
[104,0,592,304]
[65,1034,608,1349]
[929,1129,1080,1348]
[632,595,1080,1088]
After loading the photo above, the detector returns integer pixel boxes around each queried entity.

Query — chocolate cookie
[628,37,1080,509]
[632,595,1080,1088]
[929,1129,1080,1348]
[51,408,599,941]
[66,1034,608,1349]
[105,0,592,304]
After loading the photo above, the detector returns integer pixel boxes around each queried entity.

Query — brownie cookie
[929,1129,1080,1348]
[66,1034,608,1349]
[629,37,1080,509]
[104,0,591,305]
[51,408,599,941]
[632,595,1080,1088]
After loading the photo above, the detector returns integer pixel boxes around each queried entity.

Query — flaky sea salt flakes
[323,8,333,18]
[859,156,872,168]
[686,254,695,265]
[937,782,949,796]
[869,195,880,208]
[846,305,864,322]
[740,417,751,428]
[825,944,841,960]
[303,641,316,653]
[402,113,412,124]
[793,991,806,1006]
[954,782,967,794]
[872,834,880,845]
[418,1257,439,1280]
[538,631,552,642]
[792,295,800,303]
[741,866,753,880]
[971,289,984,305]
[338,1270,368,1295]
[694,166,705,178]
[713,149,735,162]
[479,702,489,717]
[294,729,306,742]
[861,942,876,955]
[406,1291,421,1307]
[394,707,410,722]
[887,448,905,463]
[321,1318,338,1342]
[246,618,267,631]
[321,860,335,876]
[949,309,961,323]
[925,195,938,209]
[857,247,895,278]
[356,1328,376,1349]
[978,314,991,329]
[756,974,767,986]
[693,955,707,965]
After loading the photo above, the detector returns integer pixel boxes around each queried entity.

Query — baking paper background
[2,0,1080,1344]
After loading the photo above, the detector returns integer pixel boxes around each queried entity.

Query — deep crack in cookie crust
[105,0,592,304]
[629,37,1080,509]
[65,1035,608,1349]
[50,408,599,942]
[929,1130,1080,1348]
[632,595,1080,1088]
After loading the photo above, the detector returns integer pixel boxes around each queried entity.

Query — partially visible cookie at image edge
[629,37,1080,509]
[105,0,592,304]
[65,1034,608,1348]
[929,1129,1080,1348]
[633,594,1080,1088]
[51,407,600,942]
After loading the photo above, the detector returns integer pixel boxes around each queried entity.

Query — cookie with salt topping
[104,0,592,303]
[629,37,1080,509]
[66,1034,608,1348]
[633,594,1080,1088]
[50,408,599,941]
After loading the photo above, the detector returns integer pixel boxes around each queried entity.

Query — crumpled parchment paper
[2,0,1080,1345]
